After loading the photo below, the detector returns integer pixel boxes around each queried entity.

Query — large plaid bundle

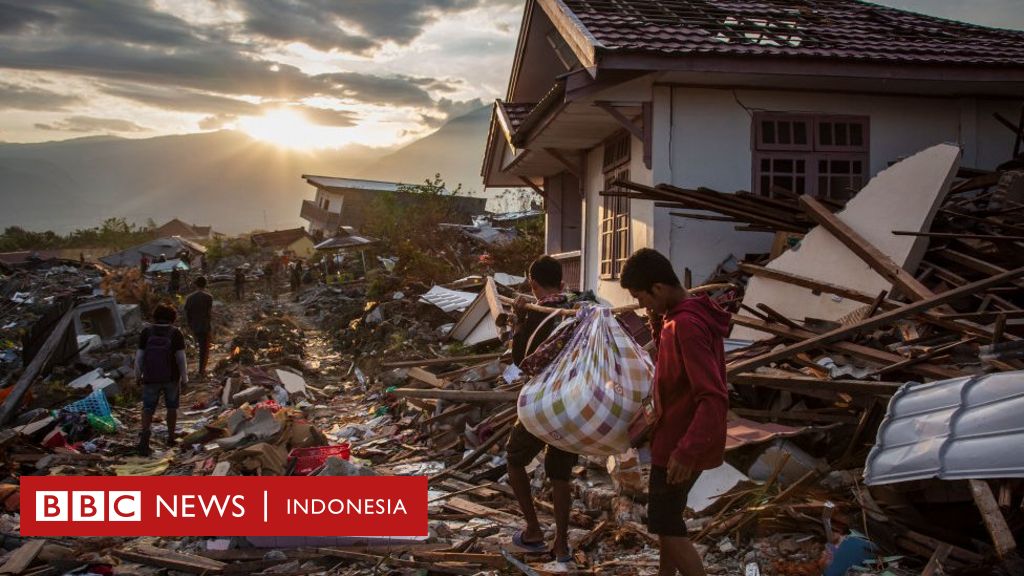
[517,306,654,456]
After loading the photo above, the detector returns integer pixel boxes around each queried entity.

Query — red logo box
[21,476,427,537]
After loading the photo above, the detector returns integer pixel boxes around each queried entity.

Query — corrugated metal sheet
[864,371,1024,485]
[418,286,477,313]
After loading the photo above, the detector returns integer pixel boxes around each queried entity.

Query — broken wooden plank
[730,314,960,380]
[380,353,503,369]
[444,497,521,526]
[799,195,935,302]
[114,544,226,574]
[921,543,952,576]
[412,551,505,569]
[407,367,450,389]
[968,479,1018,558]
[729,373,901,396]
[727,267,1024,376]
[0,309,74,425]
[316,548,477,576]
[0,540,46,575]
[390,388,519,403]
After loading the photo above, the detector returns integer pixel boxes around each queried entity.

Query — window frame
[600,166,631,281]
[751,112,869,201]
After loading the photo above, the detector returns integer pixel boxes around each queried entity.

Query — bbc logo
[36,491,141,522]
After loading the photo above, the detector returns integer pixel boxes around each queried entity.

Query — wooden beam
[380,353,502,369]
[729,373,901,396]
[390,388,518,403]
[517,177,545,198]
[739,263,883,305]
[799,195,934,301]
[0,308,74,425]
[968,479,1018,558]
[543,148,582,179]
[0,540,46,575]
[727,266,1024,376]
[730,314,960,380]
[406,367,448,389]
[594,101,643,141]
[893,230,1024,242]
[114,545,226,574]
[921,543,952,576]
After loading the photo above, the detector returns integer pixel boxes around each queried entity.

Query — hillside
[0,106,498,235]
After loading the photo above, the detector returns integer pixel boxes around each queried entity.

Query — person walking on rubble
[234,266,246,300]
[135,303,188,456]
[505,255,577,564]
[184,276,214,381]
[620,248,729,576]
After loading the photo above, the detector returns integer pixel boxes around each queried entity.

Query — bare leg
[659,535,705,576]
[551,479,571,558]
[508,463,544,544]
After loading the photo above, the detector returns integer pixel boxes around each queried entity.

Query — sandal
[512,529,547,553]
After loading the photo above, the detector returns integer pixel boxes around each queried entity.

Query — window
[600,131,631,279]
[753,113,868,202]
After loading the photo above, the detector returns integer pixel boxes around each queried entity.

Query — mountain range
[0,106,499,235]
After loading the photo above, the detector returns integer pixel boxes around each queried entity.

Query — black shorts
[647,465,700,537]
[505,421,578,481]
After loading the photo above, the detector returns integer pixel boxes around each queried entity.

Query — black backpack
[142,325,175,383]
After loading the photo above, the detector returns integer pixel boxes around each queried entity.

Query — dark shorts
[647,466,700,537]
[142,381,180,413]
[506,421,578,481]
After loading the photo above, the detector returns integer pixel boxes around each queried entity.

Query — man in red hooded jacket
[621,248,730,576]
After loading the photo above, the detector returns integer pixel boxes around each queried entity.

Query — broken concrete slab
[450,277,503,346]
[275,369,308,398]
[72,296,125,342]
[732,143,961,340]
[232,386,267,407]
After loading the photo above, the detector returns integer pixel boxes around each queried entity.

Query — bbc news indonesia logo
[22,476,426,537]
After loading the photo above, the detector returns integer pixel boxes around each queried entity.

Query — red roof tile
[560,0,1024,66]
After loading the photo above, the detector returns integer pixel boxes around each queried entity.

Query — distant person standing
[135,303,187,456]
[290,262,302,294]
[139,255,150,276]
[264,262,276,296]
[200,254,208,273]
[234,267,246,300]
[169,266,181,294]
[184,276,214,380]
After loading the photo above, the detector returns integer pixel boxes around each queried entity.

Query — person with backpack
[134,303,188,456]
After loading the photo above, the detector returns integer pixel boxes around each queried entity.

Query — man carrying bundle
[620,248,730,576]
[506,255,576,564]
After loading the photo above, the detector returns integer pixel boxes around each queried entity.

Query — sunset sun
[239,109,334,150]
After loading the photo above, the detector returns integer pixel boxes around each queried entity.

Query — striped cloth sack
[517,305,654,456]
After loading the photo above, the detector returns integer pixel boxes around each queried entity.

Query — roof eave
[598,52,1024,93]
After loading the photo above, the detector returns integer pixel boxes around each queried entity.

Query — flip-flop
[512,529,547,553]
[553,548,574,564]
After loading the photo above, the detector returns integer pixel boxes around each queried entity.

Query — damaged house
[481,0,1024,307]
[300,175,487,239]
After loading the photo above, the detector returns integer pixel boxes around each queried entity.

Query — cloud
[298,106,359,127]
[0,81,81,110]
[35,115,149,133]
[4,0,197,47]
[101,83,263,116]
[0,3,58,34]
[315,72,451,107]
[232,0,506,53]
[198,114,237,130]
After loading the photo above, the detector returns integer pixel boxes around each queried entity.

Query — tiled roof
[501,102,537,132]
[560,0,1024,66]
[251,228,312,248]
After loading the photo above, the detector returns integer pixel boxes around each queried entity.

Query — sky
[0,0,1022,150]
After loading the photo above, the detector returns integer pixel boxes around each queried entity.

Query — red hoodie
[650,294,730,469]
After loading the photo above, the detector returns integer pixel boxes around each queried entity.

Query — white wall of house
[647,86,1021,288]
[582,134,654,307]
